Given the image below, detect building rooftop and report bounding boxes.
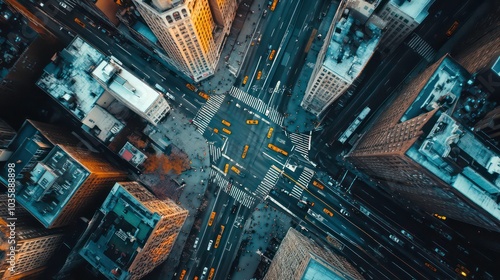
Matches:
[401,56,470,122]
[323,14,381,83]
[407,113,500,226]
[142,0,183,13]
[17,145,90,227]
[82,105,125,143]
[37,37,106,120]
[92,59,165,113]
[80,181,187,280]
[302,257,346,280]
[119,142,147,167]
[390,0,434,23]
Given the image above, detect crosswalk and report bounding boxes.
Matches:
[290,167,315,199]
[289,132,311,160]
[255,166,281,198]
[210,170,256,208]
[193,94,225,135]
[229,87,284,125]
[406,33,436,62]
[208,143,221,162]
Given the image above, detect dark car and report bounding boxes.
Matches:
[231,205,238,214]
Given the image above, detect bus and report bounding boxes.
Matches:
[224,163,229,174]
[208,212,216,226]
[241,145,249,159]
[267,127,274,139]
[338,107,371,144]
[312,180,325,190]
[222,128,232,135]
[270,0,278,11]
[222,120,231,126]
[446,21,459,37]
[214,225,225,248]
[267,143,288,156]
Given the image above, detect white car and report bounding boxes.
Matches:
[434,247,446,257]
[207,240,213,251]
[400,230,413,240]
[202,267,208,278]
[193,237,199,249]
[340,208,350,217]
[389,234,404,246]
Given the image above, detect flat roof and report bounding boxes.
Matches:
[36,37,106,120]
[402,56,469,122]
[17,146,90,227]
[390,0,434,23]
[92,60,160,113]
[323,15,381,83]
[408,113,500,226]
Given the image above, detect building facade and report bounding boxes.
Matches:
[0,120,127,228]
[377,0,434,54]
[79,181,188,280]
[302,6,381,116]
[0,118,16,161]
[264,228,363,280]
[347,55,500,232]
[0,194,65,279]
[133,0,236,82]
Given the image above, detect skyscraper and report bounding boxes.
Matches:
[264,228,363,280]
[0,120,127,228]
[347,55,500,232]
[132,0,236,82]
[302,6,381,116]
[376,0,434,54]
[79,181,188,280]
[0,194,65,279]
[0,118,16,162]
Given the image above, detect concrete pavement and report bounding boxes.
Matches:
[199,0,265,95]
[230,202,292,280]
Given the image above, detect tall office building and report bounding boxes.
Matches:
[376,0,434,54]
[79,181,188,280]
[347,55,500,232]
[0,120,127,228]
[0,194,65,279]
[264,228,363,280]
[0,118,16,161]
[132,0,236,82]
[302,7,381,116]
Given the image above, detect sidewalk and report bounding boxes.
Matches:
[230,202,292,280]
[199,0,265,94]
[142,108,212,279]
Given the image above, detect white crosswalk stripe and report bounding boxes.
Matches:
[290,132,311,160]
[209,170,255,208]
[297,167,315,188]
[229,187,256,208]
[193,94,225,134]
[229,87,284,125]
[406,33,436,62]
[255,166,281,198]
[290,185,303,200]
[64,0,78,8]
[209,143,221,162]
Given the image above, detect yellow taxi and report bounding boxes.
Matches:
[246,120,259,125]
